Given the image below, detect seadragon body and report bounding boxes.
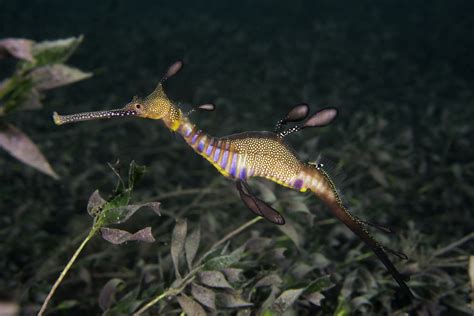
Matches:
[53,61,413,297]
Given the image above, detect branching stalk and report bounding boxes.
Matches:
[134,216,262,315]
[38,224,100,316]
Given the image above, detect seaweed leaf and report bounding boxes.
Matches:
[198,271,232,289]
[29,64,92,91]
[171,218,187,279]
[0,121,58,178]
[99,278,125,311]
[185,226,201,269]
[100,227,155,245]
[191,282,216,310]
[176,295,206,316]
[0,38,34,61]
[271,288,305,313]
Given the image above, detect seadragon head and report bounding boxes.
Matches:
[53,61,184,130]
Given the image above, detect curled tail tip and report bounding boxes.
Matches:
[53,112,64,125]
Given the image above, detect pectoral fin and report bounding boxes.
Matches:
[236,180,285,225]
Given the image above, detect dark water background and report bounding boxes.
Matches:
[1,0,473,314]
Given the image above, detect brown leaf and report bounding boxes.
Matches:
[217,293,253,308]
[277,220,304,249]
[0,122,58,179]
[198,271,232,289]
[87,190,106,217]
[191,282,216,309]
[222,268,243,283]
[98,278,124,311]
[176,295,206,316]
[0,38,34,61]
[171,219,187,279]
[100,227,155,245]
[272,288,305,313]
[305,292,325,307]
[255,274,283,288]
[29,64,92,91]
[185,226,200,269]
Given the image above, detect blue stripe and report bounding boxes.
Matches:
[220,150,229,168]
[197,138,205,152]
[213,148,221,162]
[206,139,214,156]
[191,132,199,144]
[239,167,247,179]
[230,154,237,177]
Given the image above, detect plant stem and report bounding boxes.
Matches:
[38,225,99,316]
[134,216,262,315]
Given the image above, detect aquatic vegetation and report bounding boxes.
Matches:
[39,161,160,315]
[0,36,90,178]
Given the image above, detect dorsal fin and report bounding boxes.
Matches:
[145,82,168,103]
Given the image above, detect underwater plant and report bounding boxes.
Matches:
[38,161,160,315]
[0,36,91,178]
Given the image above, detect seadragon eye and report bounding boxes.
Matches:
[135,104,141,109]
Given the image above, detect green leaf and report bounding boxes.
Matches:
[19,36,83,71]
[171,218,187,279]
[305,275,334,293]
[0,122,58,178]
[102,201,160,225]
[204,254,238,271]
[128,160,146,189]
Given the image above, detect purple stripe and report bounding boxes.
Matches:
[213,148,221,162]
[239,167,247,179]
[220,150,229,168]
[184,127,192,137]
[197,138,205,152]
[230,154,238,177]
[293,179,303,190]
[191,132,200,144]
[206,139,214,156]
